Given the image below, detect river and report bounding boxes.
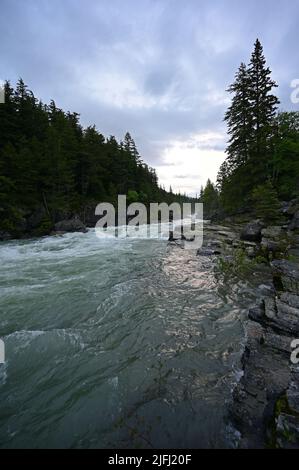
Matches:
[0,228,264,448]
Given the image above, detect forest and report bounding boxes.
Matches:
[200,39,299,220]
[0,79,190,237]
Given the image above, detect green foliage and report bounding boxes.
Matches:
[127,190,139,205]
[252,181,281,224]
[200,179,219,218]
[271,112,299,199]
[217,247,268,279]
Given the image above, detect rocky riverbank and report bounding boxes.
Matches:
[196,199,299,448]
[224,202,299,448]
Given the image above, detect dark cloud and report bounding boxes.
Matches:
[1,0,298,191]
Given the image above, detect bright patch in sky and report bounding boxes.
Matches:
[157,132,226,196]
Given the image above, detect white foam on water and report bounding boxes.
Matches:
[5,330,45,341]
[4,330,46,352]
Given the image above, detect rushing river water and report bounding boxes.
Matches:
[0,229,265,448]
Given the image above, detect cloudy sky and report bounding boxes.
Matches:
[1,0,299,195]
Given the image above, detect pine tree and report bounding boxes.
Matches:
[248,39,280,175]
[218,39,280,212]
[216,161,229,192]
[124,132,142,165]
[252,180,281,223]
[201,179,219,218]
[224,63,252,170]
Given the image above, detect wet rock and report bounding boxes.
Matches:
[280,292,299,310]
[261,295,299,336]
[230,318,291,448]
[54,217,87,234]
[218,231,236,239]
[263,297,277,321]
[275,299,299,336]
[240,220,265,242]
[276,413,299,448]
[248,304,265,323]
[258,284,275,296]
[264,330,293,355]
[271,260,299,295]
[196,248,220,257]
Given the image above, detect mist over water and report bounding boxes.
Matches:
[0,229,262,448]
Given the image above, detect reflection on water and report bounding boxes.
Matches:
[0,229,264,448]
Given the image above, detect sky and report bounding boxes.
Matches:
[1,0,299,196]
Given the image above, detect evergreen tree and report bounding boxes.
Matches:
[271,112,299,199]
[218,39,280,212]
[201,179,219,218]
[247,39,280,177]
[252,180,281,224]
[224,63,252,171]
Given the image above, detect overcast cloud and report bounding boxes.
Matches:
[1,0,299,195]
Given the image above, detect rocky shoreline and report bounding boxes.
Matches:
[225,203,299,448]
[196,200,299,448]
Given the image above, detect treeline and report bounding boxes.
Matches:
[0,79,190,235]
[201,39,299,220]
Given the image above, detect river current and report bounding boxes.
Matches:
[0,229,264,448]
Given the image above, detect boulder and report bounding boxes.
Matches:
[240,220,265,242]
[54,217,87,234]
